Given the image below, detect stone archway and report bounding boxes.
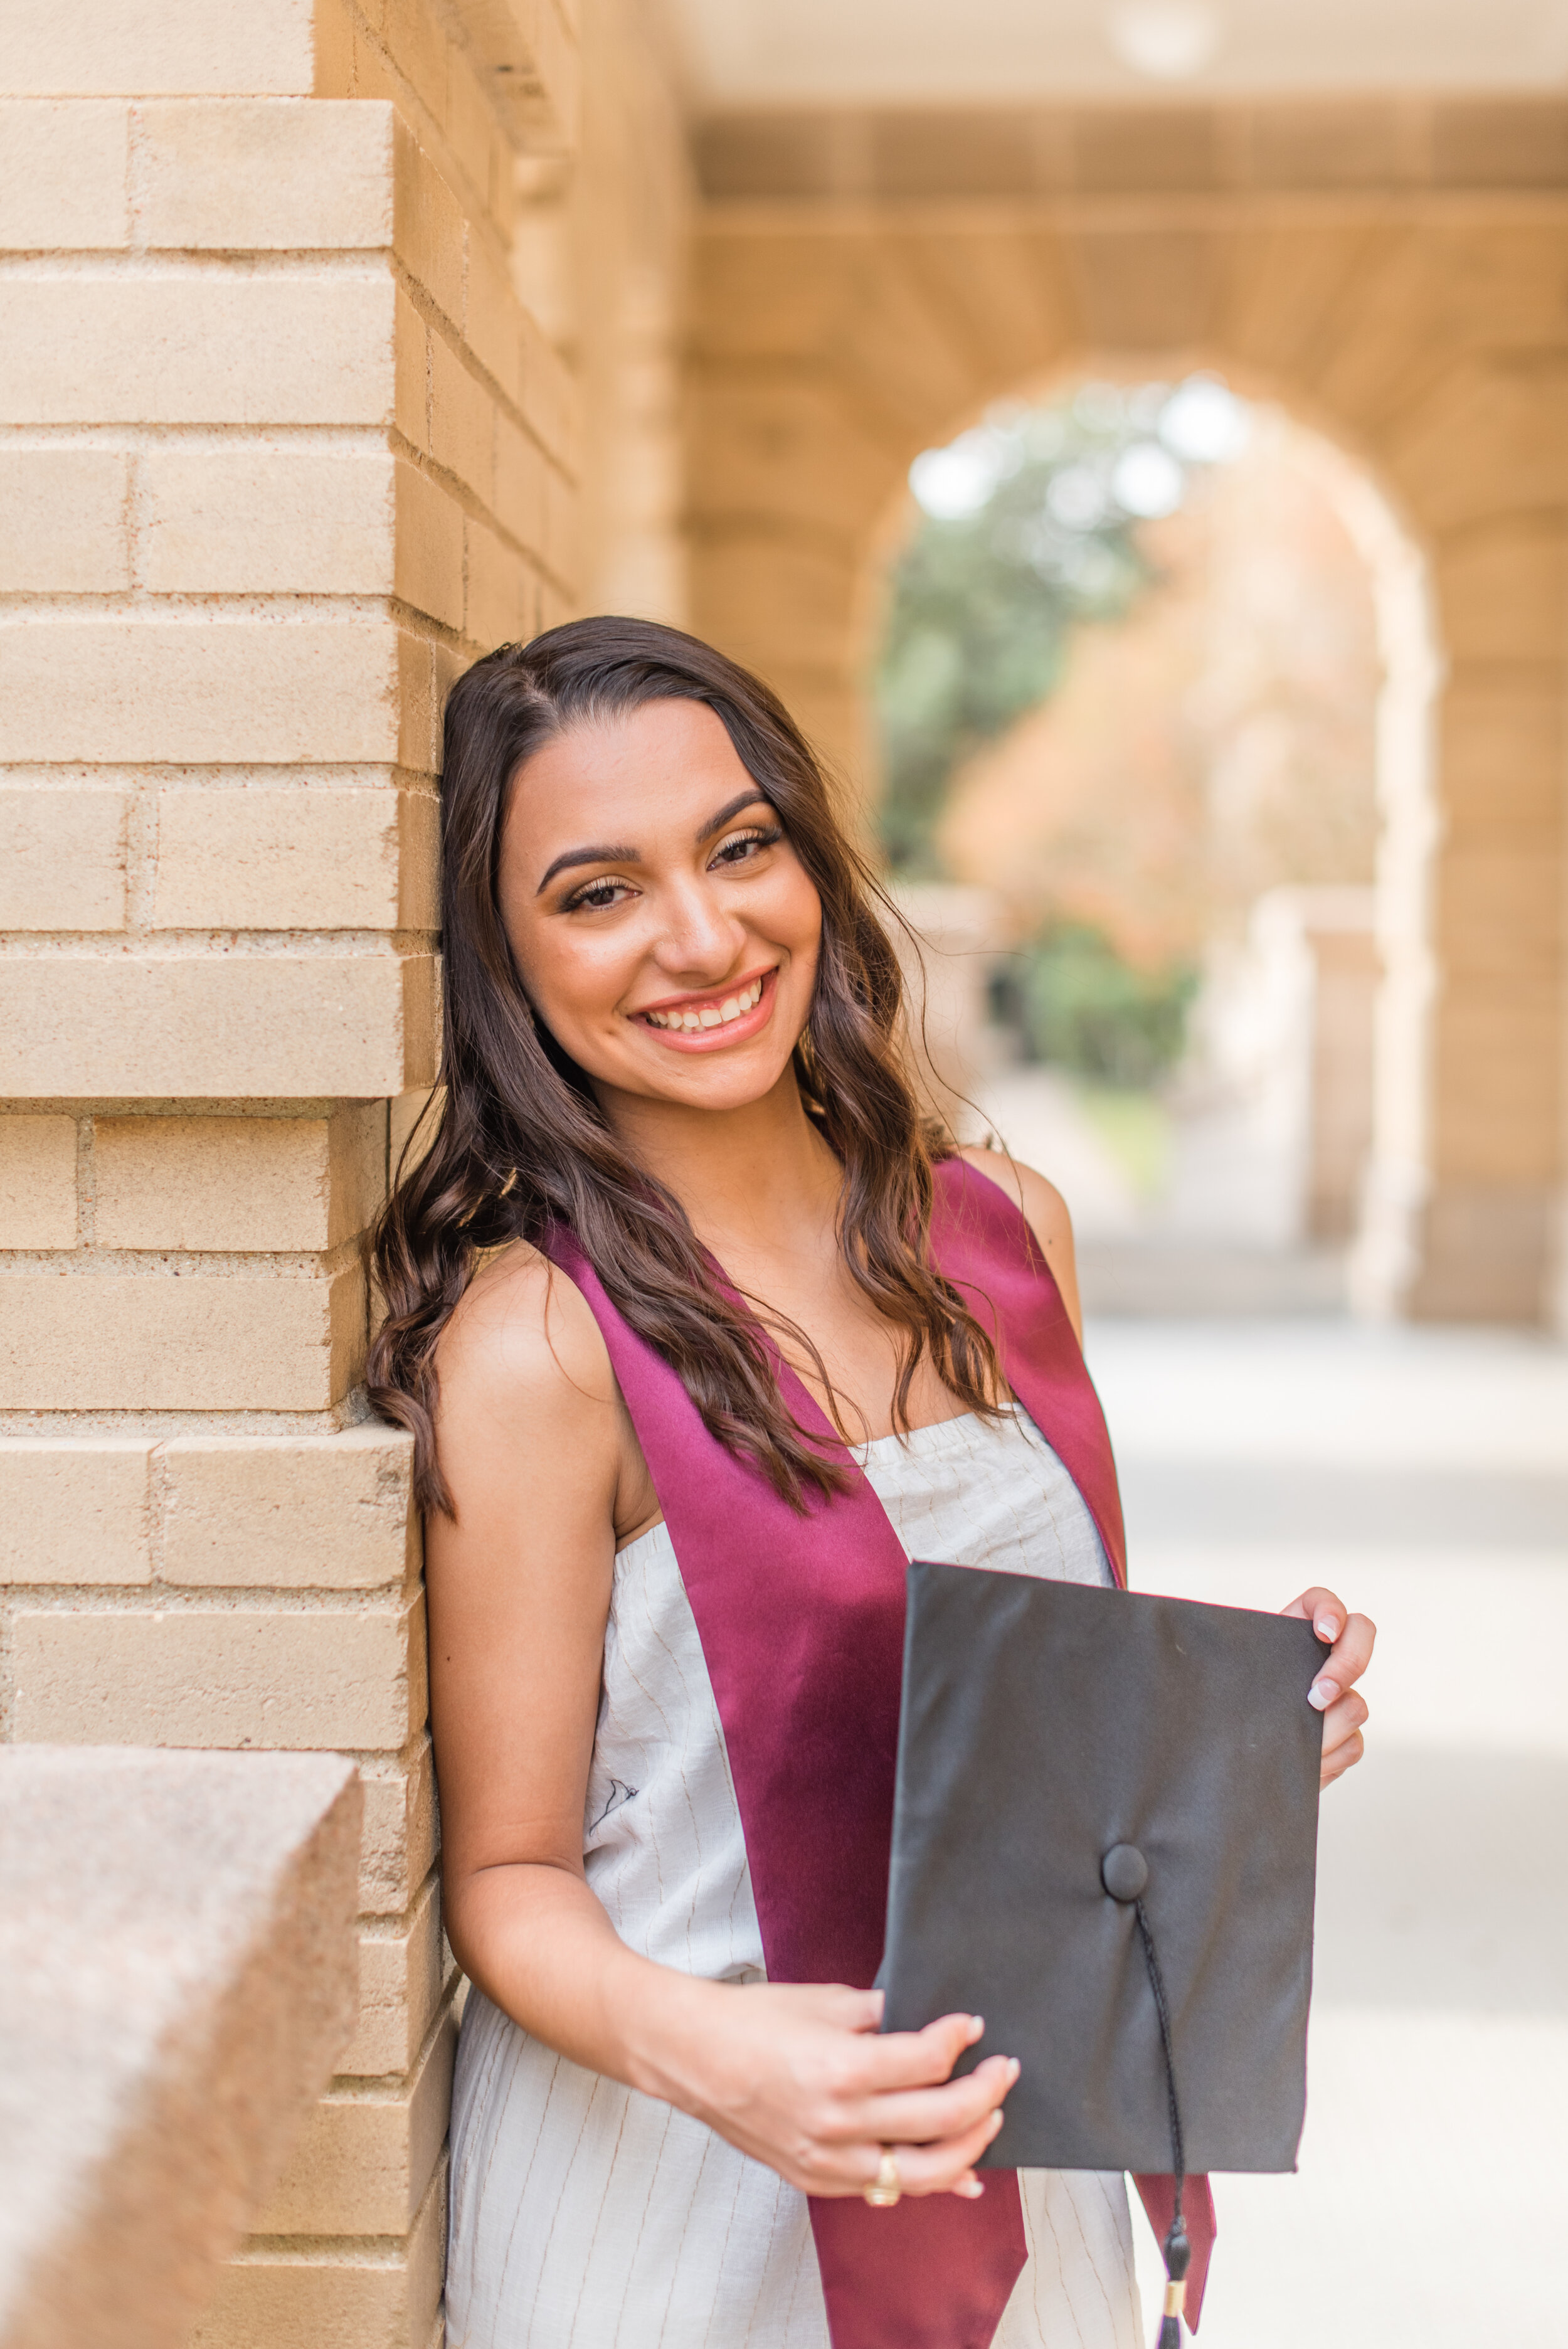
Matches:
[686,96,1568,1322]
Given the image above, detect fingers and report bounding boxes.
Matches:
[1285,1588,1377,1712]
[1320,1684,1369,1749]
[1321,1726,1365,1786]
[825,2101,1010,2203]
[847,2054,1018,2151]
[854,2010,985,2092]
[1308,1611,1376,1711]
[890,2101,1009,2197]
[1318,1688,1369,1784]
[774,1983,885,2025]
[1283,1583,1348,1639]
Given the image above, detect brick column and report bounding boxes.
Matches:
[0,3,578,2342]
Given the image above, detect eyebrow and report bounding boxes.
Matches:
[535,790,773,894]
[536,840,637,893]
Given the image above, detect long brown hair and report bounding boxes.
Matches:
[368,617,1002,1514]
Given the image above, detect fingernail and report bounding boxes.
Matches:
[988,2110,1005,2138]
[960,2178,985,2198]
[1309,1676,1339,1710]
[1315,1617,1338,1642]
[968,2015,985,2040]
[1007,2058,1021,2082]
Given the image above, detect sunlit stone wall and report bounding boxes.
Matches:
[0,1,581,2339]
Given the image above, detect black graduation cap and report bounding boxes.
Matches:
[880,1562,1325,2343]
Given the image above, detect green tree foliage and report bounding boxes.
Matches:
[877,376,1251,1081]
[874,387,1174,874]
[1001,925,1200,1088]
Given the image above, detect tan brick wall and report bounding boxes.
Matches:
[0,0,586,2338]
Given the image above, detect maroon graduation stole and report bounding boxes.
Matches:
[542,1157,1215,2346]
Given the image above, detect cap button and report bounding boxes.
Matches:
[1101,1843,1148,1902]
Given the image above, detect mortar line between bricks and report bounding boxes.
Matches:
[228,2234,425,2266]
[0,1239,366,1276]
[328,1984,460,2102]
[0,765,442,790]
[239,2153,451,2262]
[5,1584,418,1615]
[389,423,576,572]
[1,1096,425,1117]
[146,1432,169,1582]
[0,250,394,279]
[0,928,435,954]
[0,587,431,618]
[0,423,398,448]
[0,1399,382,1438]
[355,1862,442,1944]
[395,258,576,473]
[347,5,509,242]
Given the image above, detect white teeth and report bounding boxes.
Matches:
[644,976,766,1031]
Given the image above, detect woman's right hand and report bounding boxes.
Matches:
[649,1979,1019,2200]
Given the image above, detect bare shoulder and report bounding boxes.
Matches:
[954,1144,1084,1343]
[437,1238,615,1409]
[432,1238,625,1498]
[955,1143,1075,1253]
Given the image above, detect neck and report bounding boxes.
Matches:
[593,1064,841,1262]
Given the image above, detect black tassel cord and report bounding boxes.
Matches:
[1133,1899,1190,2349]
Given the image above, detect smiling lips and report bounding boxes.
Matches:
[636,968,773,1043]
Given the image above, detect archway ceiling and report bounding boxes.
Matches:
[666,0,1568,107]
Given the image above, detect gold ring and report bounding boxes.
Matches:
[862,2148,902,2208]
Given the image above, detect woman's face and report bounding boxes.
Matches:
[497,697,824,1116]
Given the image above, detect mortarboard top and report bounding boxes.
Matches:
[879,1563,1325,2343]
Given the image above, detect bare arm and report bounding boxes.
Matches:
[427,1245,1018,2198]
[427,1244,629,2067]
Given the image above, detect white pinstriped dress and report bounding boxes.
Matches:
[446,1406,1144,2349]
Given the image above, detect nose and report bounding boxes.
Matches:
[647,869,747,984]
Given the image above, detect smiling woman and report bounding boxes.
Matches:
[372,622,1017,1515]
[365,618,1372,2349]
[500,710,818,1085]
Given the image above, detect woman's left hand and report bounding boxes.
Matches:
[1281,1586,1375,1786]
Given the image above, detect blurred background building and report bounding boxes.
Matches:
[1,4,1565,2346]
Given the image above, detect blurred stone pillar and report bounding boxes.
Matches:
[1303,898,1380,1245]
[1394,420,1568,1321]
[886,884,1007,1138]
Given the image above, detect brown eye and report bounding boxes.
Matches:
[563,876,634,913]
[711,826,781,868]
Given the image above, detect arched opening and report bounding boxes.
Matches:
[862,369,1441,1318]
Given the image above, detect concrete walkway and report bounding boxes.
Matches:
[1083,1317,1568,2346]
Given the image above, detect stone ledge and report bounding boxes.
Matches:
[0,1746,361,2349]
